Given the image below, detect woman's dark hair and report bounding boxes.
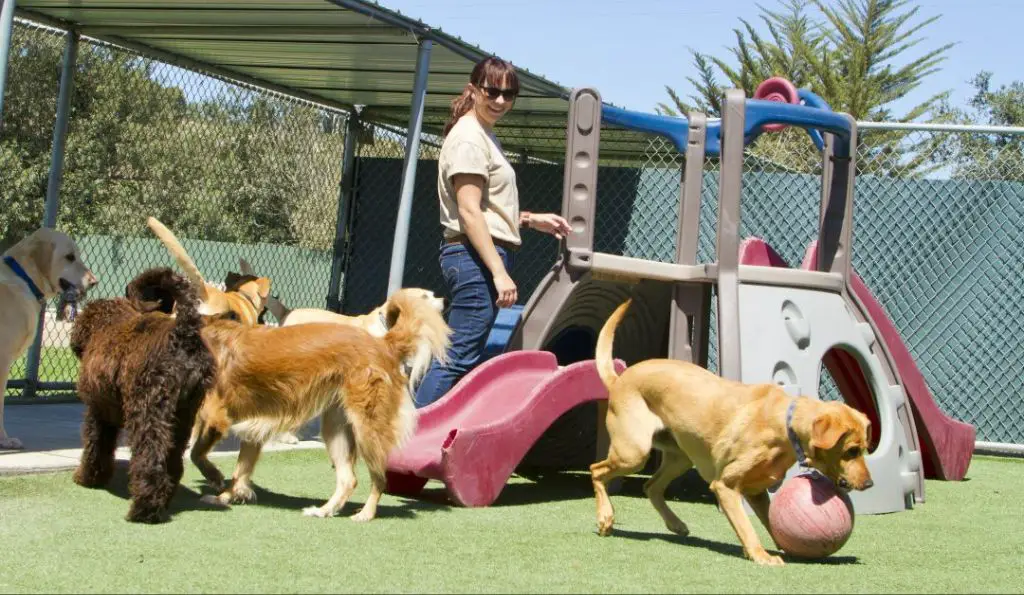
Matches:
[442,56,520,136]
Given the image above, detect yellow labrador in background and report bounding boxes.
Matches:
[1,228,97,449]
[245,261,442,339]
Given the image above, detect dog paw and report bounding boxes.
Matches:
[597,519,615,537]
[350,508,375,523]
[126,504,169,524]
[302,506,335,518]
[199,494,230,508]
[752,553,785,567]
[227,484,256,504]
[0,436,24,450]
[665,518,690,536]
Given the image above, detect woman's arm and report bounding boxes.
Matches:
[453,173,518,306]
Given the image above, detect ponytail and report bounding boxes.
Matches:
[443,84,476,136]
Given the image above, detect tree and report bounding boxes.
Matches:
[0,22,347,254]
[933,72,1024,181]
[658,0,955,175]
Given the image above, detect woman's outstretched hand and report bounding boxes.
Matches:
[526,213,572,240]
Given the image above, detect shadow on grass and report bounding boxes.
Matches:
[94,460,229,519]
[493,468,717,507]
[177,477,453,520]
[610,527,860,565]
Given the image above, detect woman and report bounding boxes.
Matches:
[413,56,572,408]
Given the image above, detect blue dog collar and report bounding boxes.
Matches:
[4,255,46,304]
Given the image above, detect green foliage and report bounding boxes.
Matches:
[658,0,955,176]
[0,24,346,252]
[933,72,1024,181]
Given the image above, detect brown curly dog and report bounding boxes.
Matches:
[70,267,216,524]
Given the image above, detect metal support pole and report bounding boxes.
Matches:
[386,37,432,297]
[326,108,362,313]
[23,30,77,399]
[0,0,17,124]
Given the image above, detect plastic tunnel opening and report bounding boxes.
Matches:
[819,347,882,453]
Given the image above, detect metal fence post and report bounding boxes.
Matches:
[326,107,362,313]
[23,30,78,399]
[386,37,432,297]
[0,0,17,124]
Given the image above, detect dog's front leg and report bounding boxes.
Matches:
[745,490,782,550]
[710,480,783,566]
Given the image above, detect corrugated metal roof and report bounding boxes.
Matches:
[14,0,656,161]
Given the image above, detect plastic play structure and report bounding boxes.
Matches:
[386,77,975,513]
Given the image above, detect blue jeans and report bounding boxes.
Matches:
[413,241,515,408]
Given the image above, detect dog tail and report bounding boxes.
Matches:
[146,216,209,301]
[596,298,632,391]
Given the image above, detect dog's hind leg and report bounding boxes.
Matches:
[303,406,357,519]
[73,406,120,488]
[590,392,657,537]
[217,440,263,505]
[124,384,178,524]
[189,409,229,490]
[643,448,693,536]
[350,424,391,523]
[162,396,203,511]
[0,360,24,450]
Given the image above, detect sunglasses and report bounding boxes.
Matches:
[479,85,518,101]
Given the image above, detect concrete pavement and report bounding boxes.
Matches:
[0,401,325,475]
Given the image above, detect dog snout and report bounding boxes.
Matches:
[861,478,874,490]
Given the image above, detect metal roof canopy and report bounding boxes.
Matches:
[12,0,665,162]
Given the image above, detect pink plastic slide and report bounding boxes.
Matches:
[739,237,974,481]
[385,351,626,507]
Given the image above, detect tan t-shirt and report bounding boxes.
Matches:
[437,113,521,246]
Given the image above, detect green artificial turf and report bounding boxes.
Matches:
[0,452,1021,593]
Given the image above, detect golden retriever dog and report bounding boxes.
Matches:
[1,228,98,449]
[189,288,449,522]
[266,288,441,337]
[591,299,874,566]
[146,217,270,326]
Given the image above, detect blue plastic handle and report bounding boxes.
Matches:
[600,104,690,153]
[599,89,849,158]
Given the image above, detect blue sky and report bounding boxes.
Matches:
[383,0,1016,119]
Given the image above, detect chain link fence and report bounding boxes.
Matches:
[2,19,347,398]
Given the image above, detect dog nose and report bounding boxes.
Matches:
[862,478,874,490]
[86,271,99,288]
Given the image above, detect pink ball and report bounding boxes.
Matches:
[768,472,855,559]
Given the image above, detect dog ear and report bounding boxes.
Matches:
[385,300,402,330]
[239,258,255,276]
[31,237,55,273]
[224,271,242,289]
[810,411,849,453]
